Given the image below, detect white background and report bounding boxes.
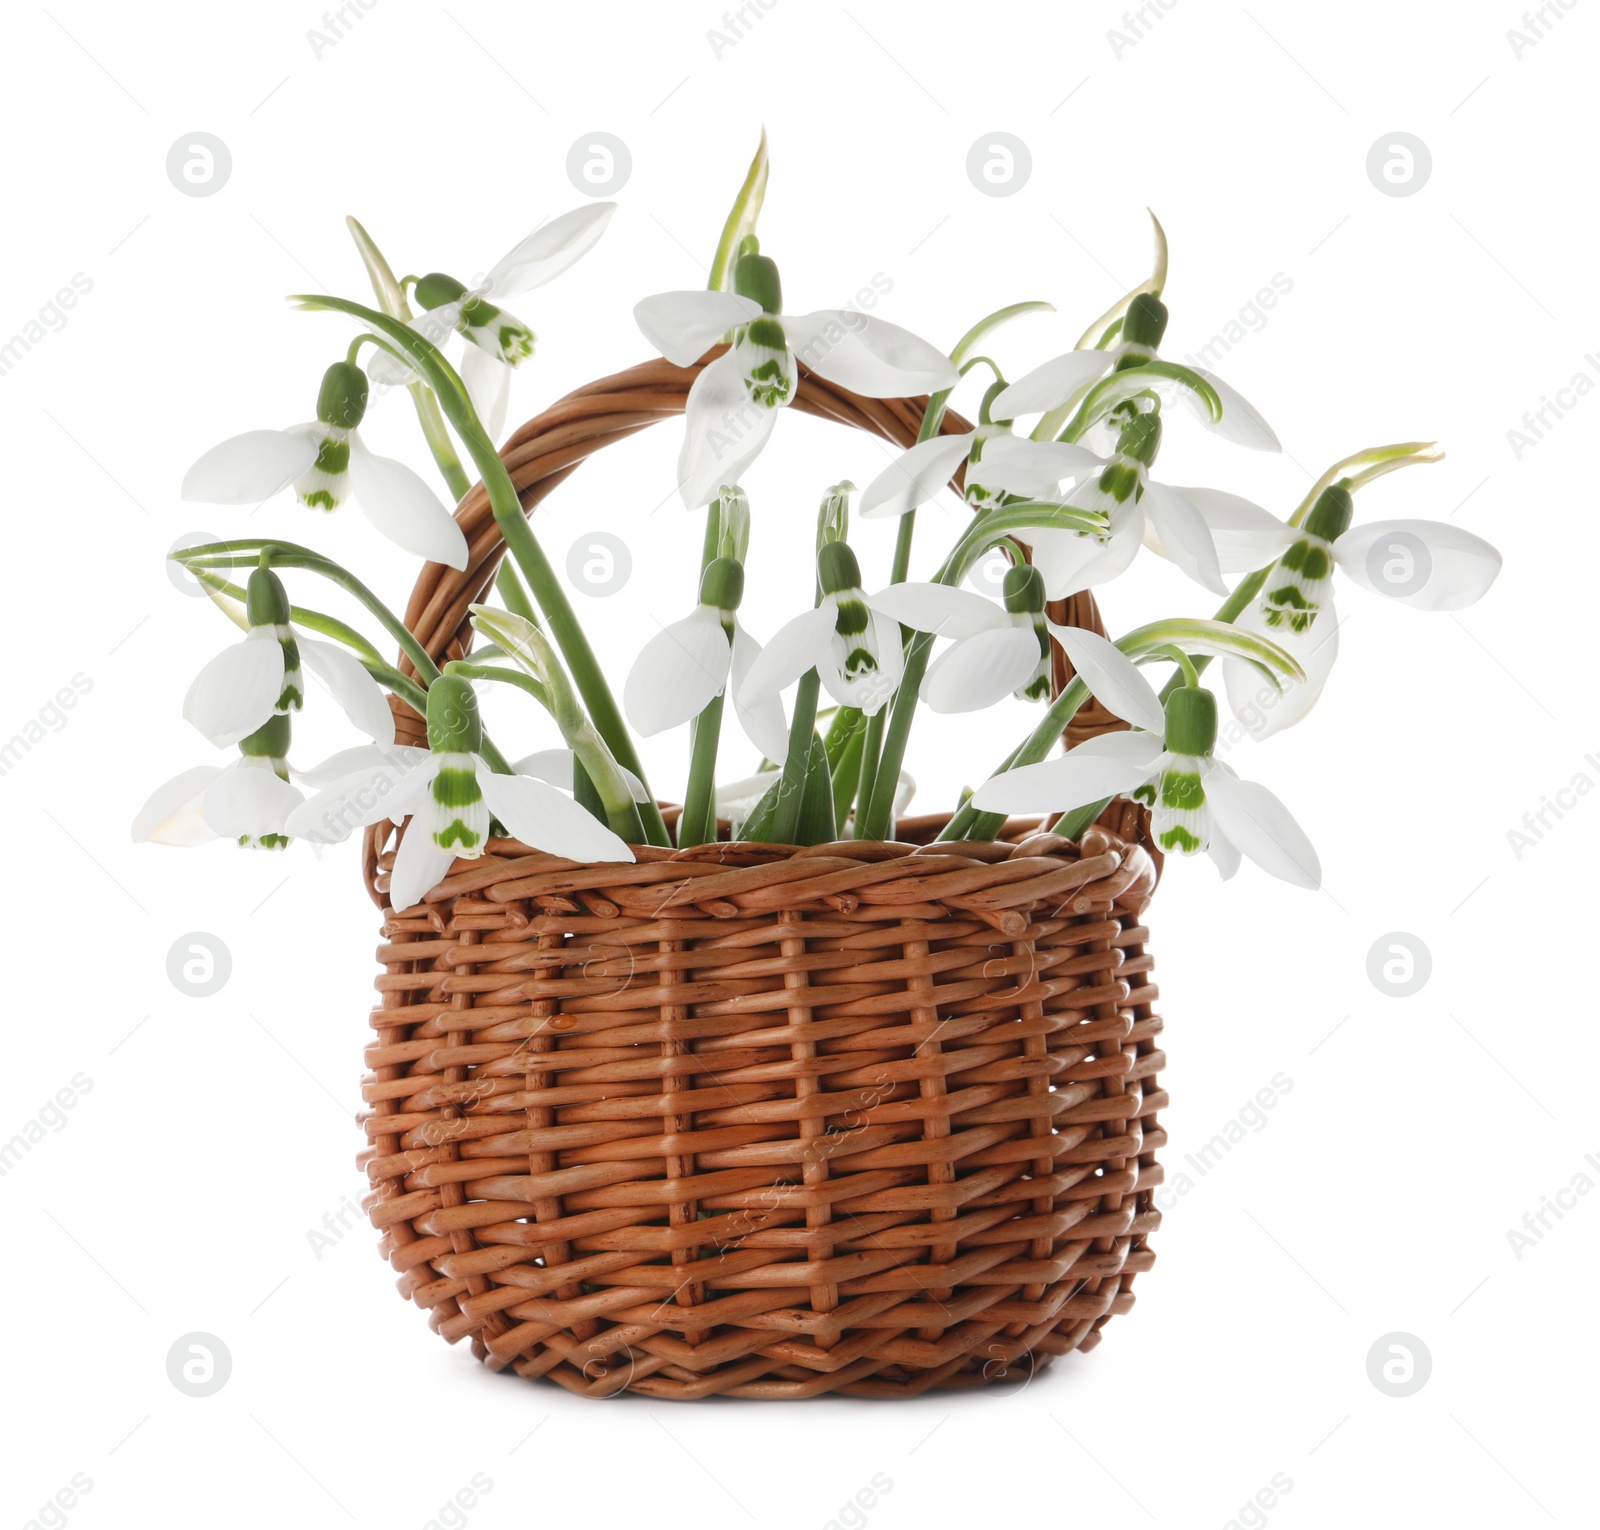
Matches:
[2,2,1594,1527]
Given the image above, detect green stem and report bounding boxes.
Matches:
[407,380,470,502]
[193,569,384,663]
[494,559,541,625]
[291,294,670,847]
[830,720,866,824]
[679,688,726,848]
[936,679,1090,843]
[769,670,820,844]
[1155,567,1267,703]
[851,707,887,838]
[179,539,439,683]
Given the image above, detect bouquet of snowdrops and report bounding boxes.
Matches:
[135,137,1501,910]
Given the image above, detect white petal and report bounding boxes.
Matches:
[389,822,459,911]
[298,638,396,744]
[821,607,904,714]
[623,607,730,736]
[182,632,284,748]
[297,743,429,787]
[1204,765,1320,888]
[991,350,1114,419]
[785,311,959,397]
[1224,598,1339,740]
[1046,623,1165,733]
[1332,519,1502,611]
[970,736,1161,815]
[346,437,469,570]
[1072,729,1171,765]
[1185,367,1281,451]
[635,290,764,368]
[509,748,647,803]
[283,756,438,844]
[859,432,974,518]
[866,581,1006,640]
[181,428,319,505]
[730,622,793,763]
[483,203,615,299]
[200,761,304,839]
[921,627,1041,712]
[969,435,1105,498]
[1208,825,1242,880]
[365,345,416,387]
[1029,500,1143,600]
[1167,486,1299,572]
[460,343,512,443]
[478,769,636,862]
[1139,481,1228,596]
[677,350,780,509]
[132,766,223,846]
[736,604,840,708]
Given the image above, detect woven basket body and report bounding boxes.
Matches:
[358,361,1169,1398]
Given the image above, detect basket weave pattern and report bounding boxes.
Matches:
[358,361,1169,1398]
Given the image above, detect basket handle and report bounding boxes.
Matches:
[388,352,1117,753]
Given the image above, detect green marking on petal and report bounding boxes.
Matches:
[1158,825,1202,854]
[1281,539,1331,580]
[1132,781,1156,807]
[832,596,870,638]
[842,646,879,680]
[433,817,482,851]
[431,764,484,811]
[1098,461,1141,503]
[313,435,349,477]
[1159,768,1205,812]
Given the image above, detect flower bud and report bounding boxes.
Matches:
[699,556,745,612]
[316,361,369,430]
[245,566,293,627]
[1303,482,1354,542]
[732,251,783,315]
[817,539,864,597]
[1162,684,1218,757]
[426,674,483,755]
[1122,292,1169,349]
[1002,563,1046,615]
[414,272,469,311]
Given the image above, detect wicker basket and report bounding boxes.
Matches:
[356,358,1170,1399]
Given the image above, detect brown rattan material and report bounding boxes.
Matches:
[358,359,1169,1397]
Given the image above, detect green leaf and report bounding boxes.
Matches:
[1119,618,1306,690]
[708,130,770,293]
[1068,360,1222,439]
[738,733,835,845]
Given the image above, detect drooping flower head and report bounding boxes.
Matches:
[635,243,960,508]
[182,362,468,569]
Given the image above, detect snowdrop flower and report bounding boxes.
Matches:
[283,676,633,911]
[866,564,1061,711]
[738,542,905,717]
[976,409,1252,600]
[973,681,1320,888]
[371,203,615,439]
[182,566,395,749]
[623,555,791,761]
[635,247,960,507]
[1221,481,1502,739]
[133,716,304,851]
[858,423,1096,520]
[991,292,1280,454]
[182,362,467,569]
